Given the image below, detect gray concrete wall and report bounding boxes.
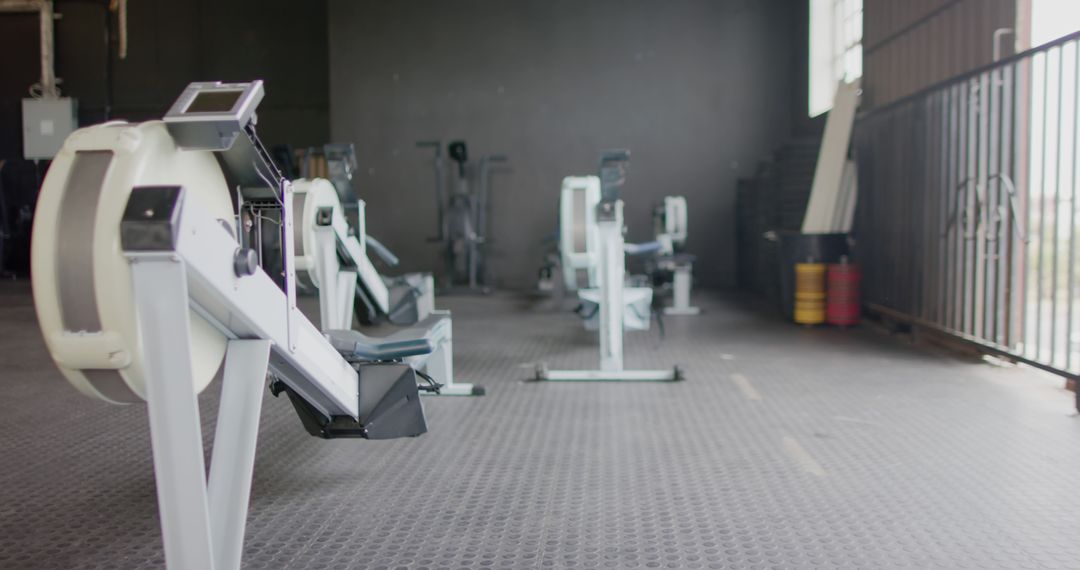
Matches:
[329,0,800,289]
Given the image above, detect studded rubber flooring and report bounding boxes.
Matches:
[2,281,1080,569]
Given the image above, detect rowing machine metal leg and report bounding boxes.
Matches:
[535,363,684,382]
[207,340,272,570]
[132,254,272,570]
[133,256,215,569]
[314,223,358,330]
[664,263,700,316]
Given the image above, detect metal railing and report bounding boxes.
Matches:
[855,30,1080,381]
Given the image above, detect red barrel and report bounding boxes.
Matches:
[826,260,861,326]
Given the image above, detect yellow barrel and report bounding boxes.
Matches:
[794,262,826,325]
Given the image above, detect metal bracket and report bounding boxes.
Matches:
[120,186,184,252]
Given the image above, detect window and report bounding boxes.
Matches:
[808,0,863,117]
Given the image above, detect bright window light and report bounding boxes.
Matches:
[809,0,863,117]
[1030,0,1080,45]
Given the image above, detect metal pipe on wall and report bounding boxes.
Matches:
[0,0,57,98]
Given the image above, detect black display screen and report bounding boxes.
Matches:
[185,90,243,113]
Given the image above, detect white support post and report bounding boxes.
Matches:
[133,256,277,570]
[314,225,344,330]
[336,270,357,329]
[415,310,481,396]
[283,183,299,352]
[597,210,625,372]
[665,263,700,316]
[207,339,272,570]
[416,274,436,321]
[130,255,216,570]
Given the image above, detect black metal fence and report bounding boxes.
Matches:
[856,30,1080,381]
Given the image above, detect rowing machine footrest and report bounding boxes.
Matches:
[272,363,428,440]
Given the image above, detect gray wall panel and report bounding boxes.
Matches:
[862,0,1016,109]
[329,0,800,289]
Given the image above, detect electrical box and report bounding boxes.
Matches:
[22,98,78,160]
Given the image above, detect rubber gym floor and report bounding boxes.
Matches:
[1,282,1078,569]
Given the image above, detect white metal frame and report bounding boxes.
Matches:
[405,309,478,396]
[655,196,699,316]
[121,187,372,569]
[133,254,275,570]
[177,193,358,417]
[312,222,358,331]
[660,196,688,247]
[664,262,700,316]
[306,201,476,396]
[539,201,679,382]
[559,176,601,291]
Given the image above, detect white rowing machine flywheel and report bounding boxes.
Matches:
[31,121,236,403]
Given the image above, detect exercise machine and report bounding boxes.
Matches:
[292,142,361,221]
[650,196,700,315]
[535,151,682,382]
[291,143,438,330]
[291,177,483,396]
[418,139,507,293]
[31,80,448,570]
[557,174,652,331]
[273,143,437,326]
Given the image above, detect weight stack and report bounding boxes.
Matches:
[826,260,861,326]
[793,262,826,325]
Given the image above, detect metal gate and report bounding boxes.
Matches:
[856,30,1080,383]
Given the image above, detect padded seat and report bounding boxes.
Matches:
[326,314,450,360]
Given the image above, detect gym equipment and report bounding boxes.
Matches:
[265,141,435,325]
[30,80,446,570]
[536,150,682,382]
[291,177,483,396]
[292,142,360,219]
[418,139,507,292]
[650,196,700,316]
[553,181,696,317]
[272,143,435,326]
[557,175,652,331]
